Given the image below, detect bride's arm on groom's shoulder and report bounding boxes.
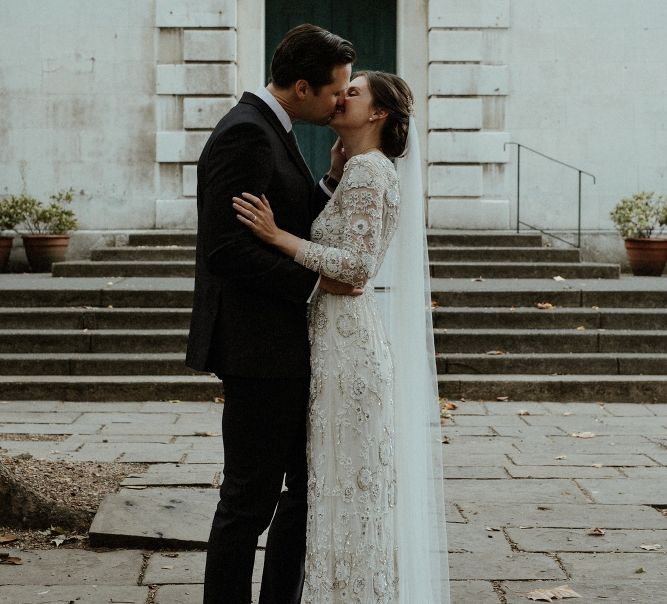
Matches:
[201,122,319,304]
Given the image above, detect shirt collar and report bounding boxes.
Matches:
[254,86,293,133]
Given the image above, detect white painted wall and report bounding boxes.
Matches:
[0,0,158,230]
[505,0,667,233]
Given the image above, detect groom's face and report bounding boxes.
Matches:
[300,63,352,125]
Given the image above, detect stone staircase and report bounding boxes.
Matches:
[1,230,666,402]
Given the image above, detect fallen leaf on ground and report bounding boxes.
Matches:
[431,299,438,308]
[214,396,225,404]
[591,463,603,468]
[518,410,531,416]
[168,399,181,404]
[526,584,581,601]
[497,395,509,401]
[485,526,501,532]
[0,553,22,565]
[640,543,662,551]
[553,275,566,281]
[125,485,147,490]
[635,567,646,574]
[563,411,573,416]
[536,302,554,310]
[587,527,606,536]
[472,276,485,282]
[195,431,221,437]
[161,565,174,570]
[486,350,505,355]
[51,537,65,547]
[554,455,567,460]
[571,431,596,439]
[0,534,17,544]
[162,553,180,558]
[576,326,586,330]
[445,402,458,410]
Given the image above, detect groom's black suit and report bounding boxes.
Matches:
[186,92,330,603]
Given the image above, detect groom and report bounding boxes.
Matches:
[186,24,357,603]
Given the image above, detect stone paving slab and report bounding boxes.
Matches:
[0,400,60,411]
[0,423,102,434]
[154,584,205,604]
[73,412,179,424]
[579,478,667,505]
[446,523,513,554]
[504,464,621,479]
[490,425,568,437]
[443,453,511,467]
[501,580,666,604]
[459,503,667,529]
[560,552,667,581]
[621,467,667,479]
[0,585,148,604]
[449,580,499,603]
[446,503,467,524]
[64,434,175,444]
[448,552,565,581]
[603,403,657,416]
[447,479,588,504]
[506,527,667,553]
[444,466,507,479]
[122,463,219,486]
[0,412,80,424]
[0,549,143,585]
[182,449,225,463]
[90,487,217,548]
[507,453,657,467]
[144,551,206,584]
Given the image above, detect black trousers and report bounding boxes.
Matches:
[203,376,310,604]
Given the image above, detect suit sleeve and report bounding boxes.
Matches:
[201,122,319,304]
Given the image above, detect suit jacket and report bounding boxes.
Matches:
[186,92,330,378]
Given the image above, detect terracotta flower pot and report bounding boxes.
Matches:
[0,236,13,272]
[624,238,667,276]
[22,234,71,273]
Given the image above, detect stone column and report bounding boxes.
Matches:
[154,0,238,228]
[427,0,511,229]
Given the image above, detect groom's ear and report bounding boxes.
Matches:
[295,79,310,100]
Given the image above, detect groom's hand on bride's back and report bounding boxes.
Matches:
[319,275,363,296]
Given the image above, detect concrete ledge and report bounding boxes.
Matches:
[156,199,198,229]
[156,0,237,27]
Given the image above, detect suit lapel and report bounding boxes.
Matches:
[239,92,314,185]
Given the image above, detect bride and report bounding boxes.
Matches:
[233,71,449,603]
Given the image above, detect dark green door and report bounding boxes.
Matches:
[265,1,397,179]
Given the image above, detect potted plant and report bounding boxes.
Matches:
[0,196,24,272]
[11,189,79,272]
[610,191,667,276]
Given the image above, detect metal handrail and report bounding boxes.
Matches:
[504,142,596,248]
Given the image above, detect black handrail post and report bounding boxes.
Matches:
[577,171,582,249]
[516,144,521,234]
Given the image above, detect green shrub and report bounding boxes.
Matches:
[5,189,79,235]
[610,191,667,239]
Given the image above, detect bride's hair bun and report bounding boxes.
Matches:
[356,71,414,159]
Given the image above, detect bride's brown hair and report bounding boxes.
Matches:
[355,71,413,159]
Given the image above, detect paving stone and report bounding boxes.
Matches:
[448,552,565,580]
[578,478,667,505]
[446,502,467,524]
[443,453,510,467]
[507,453,657,467]
[64,434,174,444]
[0,423,102,434]
[0,412,80,424]
[459,503,667,529]
[621,467,667,479]
[506,527,667,553]
[540,402,611,415]
[119,443,191,463]
[0,585,148,604]
[451,414,528,427]
[140,401,221,413]
[0,401,59,411]
[0,440,79,455]
[443,425,496,436]
[559,552,667,581]
[523,415,667,435]
[90,487,217,548]
[442,438,519,455]
[174,435,224,448]
[449,580,500,603]
[514,436,664,456]
[603,403,656,416]
[100,423,201,435]
[649,404,667,416]
[143,551,205,584]
[444,466,507,479]
[502,580,667,604]
[448,479,587,504]
[647,451,667,465]
[446,401,489,415]
[491,425,567,437]
[74,412,179,424]
[504,464,621,479]
[480,402,551,415]
[0,549,144,585]
[155,584,204,604]
[56,401,146,412]
[446,523,513,554]
[181,449,224,463]
[122,463,219,486]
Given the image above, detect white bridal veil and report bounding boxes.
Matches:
[377,116,450,602]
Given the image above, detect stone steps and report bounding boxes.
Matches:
[0,353,194,375]
[92,246,196,261]
[438,353,667,375]
[438,375,667,403]
[429,246,581,262]
[430,262,619,279]
[0,375,220,402]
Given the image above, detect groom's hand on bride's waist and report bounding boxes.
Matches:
[319,275,363,296]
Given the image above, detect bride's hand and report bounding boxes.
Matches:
[233,192,280,244]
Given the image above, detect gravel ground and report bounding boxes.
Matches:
[0,455,147,550]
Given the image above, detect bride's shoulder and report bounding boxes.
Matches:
[342,152,396,188]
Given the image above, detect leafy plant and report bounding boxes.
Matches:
[7,189,79,235]
[610,191,667,239]
[0,196,25,231]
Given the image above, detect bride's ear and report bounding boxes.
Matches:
[370,108,389,122]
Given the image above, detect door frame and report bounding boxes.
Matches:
[237,0,428,195]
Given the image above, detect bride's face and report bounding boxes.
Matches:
[329,75,375,131]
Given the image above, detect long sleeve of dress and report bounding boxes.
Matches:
[295,155,384,288]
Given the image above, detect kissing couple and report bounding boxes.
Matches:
[187,23,450,604]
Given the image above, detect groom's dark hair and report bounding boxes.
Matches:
[270,24,356,92]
